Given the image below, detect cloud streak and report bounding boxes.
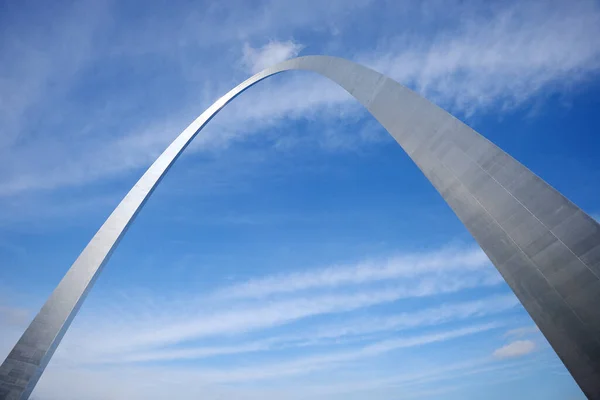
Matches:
[243,41,304,73]
[363,0,600,115]
[1,244,553,399]
[2,0,600,198]
[216,247,491,299]
[493,340,536,359]
[59,267,502,359]
[81,294,518,365]
[24,246,507,372]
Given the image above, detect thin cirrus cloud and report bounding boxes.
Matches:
[1,244,552,399]
[81,323,503,376]
[1,0,600,198]
[493,340,537,359]
[214,246,491,299]
[504,325,540,338]
[173,323,503,383]
[34,351,560,400]
[242,40,305,74]
[58,267,502,359]
[46,246,507,364]
[362,0,600,115]
[86,294,518,365]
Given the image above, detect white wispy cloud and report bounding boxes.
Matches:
[301,293,518,342]
[21,244,517,399]
[243,41,304,73]
[5,238,542,399]
[81,294,517,364]
[33,336,566,400]
[504,325,540,338]
[216,246,490,299]
[183,323,502,383]
[363,0,600,115]
[66,323,502,385]
[19,245,505,371]
[32,354,553,400]
[2,0,599,198]
[0,0,110,152]
[32,352,560,400]
[58,268,501,360]
[493,340,536,359]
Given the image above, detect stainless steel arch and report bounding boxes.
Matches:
[1,56,600,400]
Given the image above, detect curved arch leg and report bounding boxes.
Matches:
[1,56,599,399]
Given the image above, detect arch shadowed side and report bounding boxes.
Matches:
[1,56,599,400]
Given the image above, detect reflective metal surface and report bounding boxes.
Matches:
[1,56,599,399]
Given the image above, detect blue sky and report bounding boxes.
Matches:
[1,0,600,398]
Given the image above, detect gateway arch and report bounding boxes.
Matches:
[1,56,599,400]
